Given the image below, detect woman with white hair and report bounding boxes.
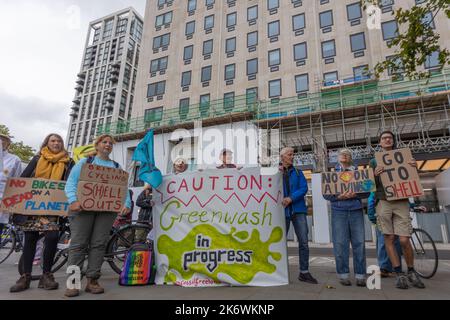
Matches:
[173,157,188,174]
[323,148,369,287]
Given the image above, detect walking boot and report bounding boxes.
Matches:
[85,278,105,294]
[10,274,32,293]
[38,273,59,290]
[64,288,80,298]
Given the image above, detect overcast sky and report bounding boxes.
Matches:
[0,0,146,151]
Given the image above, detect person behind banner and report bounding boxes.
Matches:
[113,189,134,229]
[64,134,131,298]
[369,130,425,289]
[217,149,238,169]
[137,185,154,223]
[9,134,75,293]
[323,149,369,287]
[0,133,22,236]
[280,147,318,284]
[173,157,188,174]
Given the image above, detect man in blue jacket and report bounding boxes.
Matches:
[280,147,318,284]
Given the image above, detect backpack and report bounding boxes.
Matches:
[119,242,156,286]
[86,156,120,169]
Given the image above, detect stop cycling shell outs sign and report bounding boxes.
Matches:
[77,163,129,212]
[153,168,289,287]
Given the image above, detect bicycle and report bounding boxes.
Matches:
[410,209,439,279]
[17,220,152,278]
[0,222,25,264]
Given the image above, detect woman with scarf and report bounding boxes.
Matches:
[10,134,75,293]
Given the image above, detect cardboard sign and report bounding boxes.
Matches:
[153,168,289,287]
[0,178,69,216]
[322,169,376,195]
[77,163,129,212]
[375,148,423,200]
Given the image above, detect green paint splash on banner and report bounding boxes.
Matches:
[158,224,283,285]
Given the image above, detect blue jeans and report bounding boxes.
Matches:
[286,213,309,273]
[376,227,402,271]
[331,209,367,279]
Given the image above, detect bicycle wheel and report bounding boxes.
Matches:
[0,226,16,264]
[410,228,438,279]
[105,224,152,274]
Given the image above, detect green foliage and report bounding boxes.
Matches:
[363,0,450,80]
[0,124,36,162]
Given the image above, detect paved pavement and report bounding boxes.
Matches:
[1,243,449,300]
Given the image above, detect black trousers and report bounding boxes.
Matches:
[23,231,59,274]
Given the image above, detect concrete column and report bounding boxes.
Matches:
[311,173,330,244]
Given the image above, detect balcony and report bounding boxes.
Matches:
[71,105,80,111]
[111,61,121,68]
[77,72,86,79]
[75,84,83,92]
[105,103,114,110]
[111,68,120,76]
[106,96,115,104]
[70,111,78,118]
[76,79,85,85]
[72,97,81,105]
[107,90,116,96]
[110,75,119,83]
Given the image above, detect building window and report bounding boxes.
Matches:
[247,58,258,76]
[292,13,305,31]
[380,0,394,8]
[188,0,197,12]
[268,21,280,38]
[247,5,258,21]
[425,51,440,69]
[226,37,236,54]
[204,15,214,30]
[153,33,170,50]
[184,45,193,60]
[201,66,212,82]
[227,12,237,28]
[145,107,163,123]
[247,31,258,47]
[206,0,215,5]
[155,11,173,27]
[269,79,282,98]
[353,65,370,80]
[268,49,281,66]
[295,74,309,93]
[185,21,196,36]
[319,10,333,28]
[386,55,404,75]
[223,92,235,111]
[350,32,366,52]
[381,20,398,40]
[268,0,279,10]
[181,71,192,87]
[103,19,114,40]
[323,71,338,85]
[150,56,168,73]
[347,2,362,21]
[422,11,435,29]
[321,40,336,58]
[203,39,213,55]
[246,88,258,106]
[225,64,236,80]
[147,81,166,98]
[179,98,190,117]
[294,42,307,61]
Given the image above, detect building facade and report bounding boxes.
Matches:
[66,7,143,152]
[98,0,450,215]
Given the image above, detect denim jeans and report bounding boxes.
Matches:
[376,227,402,271]
[331,209,366,279]
[286,213,309,273]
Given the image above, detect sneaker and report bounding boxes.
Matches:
[298,272,318,284]
[339,279,352,286]
[407,270,425,289]
[395,273,409,289]
[356,278,367,287]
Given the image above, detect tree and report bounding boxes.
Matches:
[363,0,450,79]
[0,124,36,162]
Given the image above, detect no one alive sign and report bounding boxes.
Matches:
[77,163,129,212]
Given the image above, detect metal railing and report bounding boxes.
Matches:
[96,68,450,137]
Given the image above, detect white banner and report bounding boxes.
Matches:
[153,168,289,287]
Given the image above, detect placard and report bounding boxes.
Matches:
[77,163,129,212]
[322,169,376,195]
[1,178,69,216]
[375,148,423,200]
